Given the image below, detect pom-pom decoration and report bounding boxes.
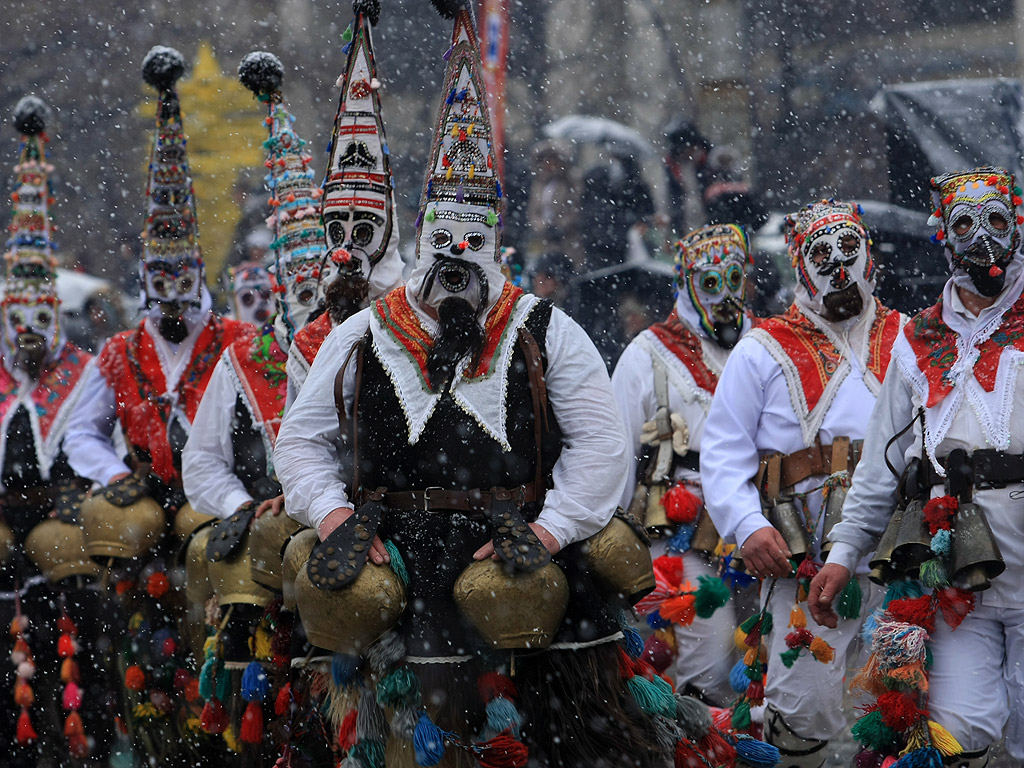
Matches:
[353,0,382,25]
[12,95,50,136]
[238,51,284,98]
[429,0,470,20]
[142,45,186,91]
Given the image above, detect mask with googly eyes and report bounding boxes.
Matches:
[929,167,1024,298]
[230,263,273,326]
[141,253,204,309]
[785,200,875,321]
[1,292,60,372]
[676,223,752,348]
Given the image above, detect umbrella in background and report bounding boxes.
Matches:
[542,115,655,157]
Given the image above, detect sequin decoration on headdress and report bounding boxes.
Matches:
[675,223,751,347]
[239,50,326,340]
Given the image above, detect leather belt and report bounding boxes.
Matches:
[920,449,1024,491]
[756,438,863,499]
[360,482,538,517]
[0,486,54,511]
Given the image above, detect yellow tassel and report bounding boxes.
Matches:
[743,647,757,666]
[445,167,453,180]
[900,724,929,755]
[451,126,459,138]
[808,636,835,664]
[654,627,676,653]
[797,583,809,602]
[734,626,749,652]
[928,720,963,757]
[223,726,241,753]
[250,627,273,661]
[467,124,474,136]
[789,605,807,628]
[468,166,475,180]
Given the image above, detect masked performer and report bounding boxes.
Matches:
[0,95,105,768]
[270,4,726,766]
[180,49,337,763]
[611,223,754,705]
[229,262,274,327]
[700,200,905,766]
[284,0,403,401]
[63,46,253,767]
[809,168,1024,768]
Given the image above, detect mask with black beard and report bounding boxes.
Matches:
[426,297,486,393]
[821,282,864,321]
[709,296,743,348]
[14,333,46,379]
[956,237,1014,297]
[324,269,370,326]
[157,302,188,343]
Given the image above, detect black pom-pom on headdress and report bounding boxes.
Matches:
[142,45,186,91]
[353,0,381,25]
[429,0,468,19]
[238,51,284,97]
[12,96,50,136]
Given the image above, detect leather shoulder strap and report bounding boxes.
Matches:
[517,325,548,498]
[334,335,367,498]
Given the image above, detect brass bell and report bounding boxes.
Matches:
[868,503,906,586]
[890,499,932,575]
[454,559,568,650]
[819,484,847,557]
[689,510,722,554]
[249,511,301,593]
[642,484,672,538]
[206,532,274,608]
[950,501,1005,592]
[295,558,406,655]
[766,497,809,562]
[583,515,655,606]
[183,525,216,663]
[281,528,318,611]
[80,492,165,564]
[24,519,100,583]
[0,521,13,566]
[173,502,215,542]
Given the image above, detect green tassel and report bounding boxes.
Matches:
[216,661,231,703]
[731,698,751,730]
[384,540,409,586]
[836,577,862,620]
[760,611,773,635]
[341,24,354,43]
[925,645,933,669]
[851,709,899,752]
[199,657,217,702]
[626,676,675,718]
[883,579,922,607]
[695,575,731,619]
[919,558,948,589]
[425,208,436,223]
[744,659,762,680]
[779,647,802,668]
[375,667,421,710]
[485,209,499,227]
[351,739,385,768]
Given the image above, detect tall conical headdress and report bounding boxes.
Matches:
[239,50,325,340]
[140,45,204,306]
[2,97,61,357]
[320,0,403,299]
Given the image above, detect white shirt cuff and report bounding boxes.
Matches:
[102,462,133,487]
[305,490,353,532]
[222,489,255,519]
[734,513,773,550]
[533,511,576,551]
[824,541,863,575]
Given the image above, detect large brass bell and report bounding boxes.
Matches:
[80,492,165,564]
[689,509,721,555]
[819,484,847,558]
[583,515,655,606]
[249,511,301,593]
[173,502,214,542]
[868,503,906,586]
[281,528,317,611]
[206,533,274,608]
[183,525,216,661]
[24,519,100,583]
[890,499,932,575]
[0,521,13,566]
[766,497,809,562]
[637,483,672,538]
[950,502,1005,592]
[295,558,406,655]
[454,559,568,650]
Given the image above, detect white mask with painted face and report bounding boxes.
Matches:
[230,263,273,326]
[141,252,204,308]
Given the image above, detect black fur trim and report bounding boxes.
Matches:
[353,0,381,25]
[12,96,49,136]
[429,0,468,20]
[238,51,284,96]
[142,45,186,91]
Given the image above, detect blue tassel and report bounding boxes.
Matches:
[626,675,675,718]
[666,524,695,554]
[622,625,644,659]
[731,734,781,767]
[241,660,269,702]
[332,653,361,688]
[342,42,352,54]
[930,529,951,556]
[445,90,456,106]
[413,713,446,767]
[729,659,750,693]
[647,611,670,630]
[894,746,943,768]
[860,608,881,645]
[484,697,522,737]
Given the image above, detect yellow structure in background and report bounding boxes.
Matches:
[140,42,264,284]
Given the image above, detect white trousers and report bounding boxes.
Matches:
[651,542,737,705]
[763,576,881,740]
[929,601,1024,759]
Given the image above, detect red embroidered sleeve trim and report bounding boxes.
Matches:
[646,309,719,394]
[293,312,332,366]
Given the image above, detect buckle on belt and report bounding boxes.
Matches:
[421,487,444,512]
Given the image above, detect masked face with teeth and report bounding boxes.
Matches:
[230,262,273,326]
[676,223,752,348]
[786,200,875,322]
[1,280,60,377]
[929,167,1024,298]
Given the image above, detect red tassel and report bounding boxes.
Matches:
[653,555,685,587]
[662,484,702,525]
[922,495,957,535]
[65,711,89,758]
[124,665,145,691]
[200,699,228,734]
[339,708,357,751]
[745,678,765,705]
[275,682,292,717]
[476,730,529,768]
[240,701,263,744]
[57,633,76,658]
[785,628,814,649]
[696,729,736,765]
[876,690,922,731]
[477,672,518,703]
[674,739,705,768]
[936,587,975,630]
[14,682,33,708]
[62,681,82,711]
[887,596,936,633]
[16,708,37,745]
[796,558,820,581]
